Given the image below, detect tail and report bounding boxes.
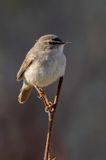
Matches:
[18,83,33,104]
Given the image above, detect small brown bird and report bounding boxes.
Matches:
[16,34,71,104]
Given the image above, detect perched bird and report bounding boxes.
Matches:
[16,34,71,104]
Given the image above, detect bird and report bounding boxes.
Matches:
[16,34,71,104]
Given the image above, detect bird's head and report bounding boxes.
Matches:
[35,34,71,52]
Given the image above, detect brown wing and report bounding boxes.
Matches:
[16,49,35,81]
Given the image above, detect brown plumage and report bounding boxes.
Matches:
[16,48,35,81]
[16,48,36,103]
[16,34,68,104]
[18,81,33,103]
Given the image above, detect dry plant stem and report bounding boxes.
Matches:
[44,76,63,160]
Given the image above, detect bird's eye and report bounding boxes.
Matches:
[49,41,57,45]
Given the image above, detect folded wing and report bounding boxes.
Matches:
[16,48,35,81]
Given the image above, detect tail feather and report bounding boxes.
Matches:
[18,84,33,104]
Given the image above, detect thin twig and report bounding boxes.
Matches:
[44,76,64,160]
[44,111,54,160]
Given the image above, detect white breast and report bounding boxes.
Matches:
[24,51,66,87]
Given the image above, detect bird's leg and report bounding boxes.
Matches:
[34,85,53,111]
[33,76,63,112]
[38,87,53,111]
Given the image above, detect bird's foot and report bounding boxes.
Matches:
[45,101,56,113]
[37,87,56,113]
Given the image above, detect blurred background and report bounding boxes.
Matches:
[0,0,106,159]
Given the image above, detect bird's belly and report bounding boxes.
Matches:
[24,54,66,87]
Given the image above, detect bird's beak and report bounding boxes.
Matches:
[64,41,72,45]
[60,41,72,46]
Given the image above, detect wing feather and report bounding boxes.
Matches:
[16,48,35,81]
